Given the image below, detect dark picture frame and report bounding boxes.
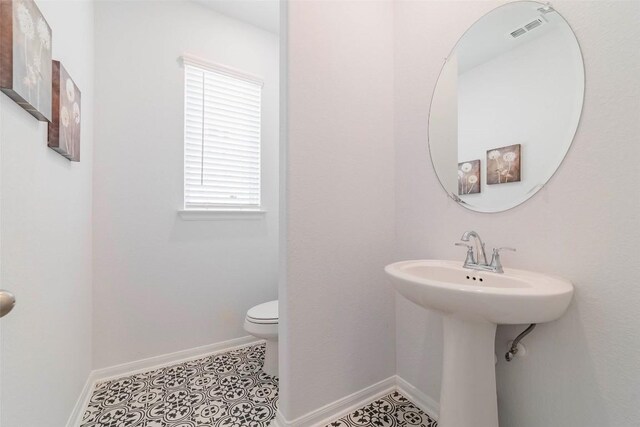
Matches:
[0,0,52,121]
[458,160,481,195]
[487,144,521,185]
[48,60,80,161]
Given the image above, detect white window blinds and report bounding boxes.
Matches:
[183,59,262,210]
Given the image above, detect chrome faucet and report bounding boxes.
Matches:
[460,230,488,265]
[455,231,515,273]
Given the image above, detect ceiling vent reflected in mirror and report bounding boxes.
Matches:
[510,28,527,38]
[525,18,543,30]
[510,18,545,38]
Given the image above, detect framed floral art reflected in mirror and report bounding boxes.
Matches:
[487,144,521,185]
[458,160,481,195]
[0,0,52,121]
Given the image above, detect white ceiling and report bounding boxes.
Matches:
[456,2,563,74]
[194,0,280,35]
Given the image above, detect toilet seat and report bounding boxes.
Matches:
[246,300,278,325]
[244,300,278,376]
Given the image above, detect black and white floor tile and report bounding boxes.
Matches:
[81,343,278,427]
[81,343,434,427]
[325,391,437,427]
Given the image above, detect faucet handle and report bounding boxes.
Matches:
[493,247,516,254]
[455,243,476,266]
[490,247,515,273]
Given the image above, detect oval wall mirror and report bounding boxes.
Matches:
[428,1,584,212]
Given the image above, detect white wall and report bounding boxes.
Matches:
[93,0,279,368]
[0,1,94,425]
[394,1,640,426]
[456,25,583,209]
[281,0,396,421]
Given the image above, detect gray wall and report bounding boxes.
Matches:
[394,1,640,425]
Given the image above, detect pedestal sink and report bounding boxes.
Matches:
[385,260,573,427]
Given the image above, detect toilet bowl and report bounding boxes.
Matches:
[244,300,278,377]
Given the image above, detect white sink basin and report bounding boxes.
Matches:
[385,259,573,427]
[385,259,573,324]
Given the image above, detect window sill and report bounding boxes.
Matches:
[178,209,266,221]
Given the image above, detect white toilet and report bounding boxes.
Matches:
[244,300,278,377]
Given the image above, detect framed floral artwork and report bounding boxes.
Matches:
[0,0,52,121]
[487,144,521,184]
[48,60,80,161]
[458,160,481,195]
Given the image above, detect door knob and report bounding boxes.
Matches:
[0,290,16,318]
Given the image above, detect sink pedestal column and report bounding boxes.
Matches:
[439,315,499,427]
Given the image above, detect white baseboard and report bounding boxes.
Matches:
[65,375,96,427]
[66,336,261,427]
[92,336,261,382]
[396,376,440,421]
[271,375,439,427]
[271,376,396,427]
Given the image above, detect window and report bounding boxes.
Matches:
[183,57,262,211]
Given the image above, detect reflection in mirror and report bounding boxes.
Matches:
[429,1,584,212]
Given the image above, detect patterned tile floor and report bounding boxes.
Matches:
[81,342,435,427]
[81,343,278,427]
[325,391,437,427]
